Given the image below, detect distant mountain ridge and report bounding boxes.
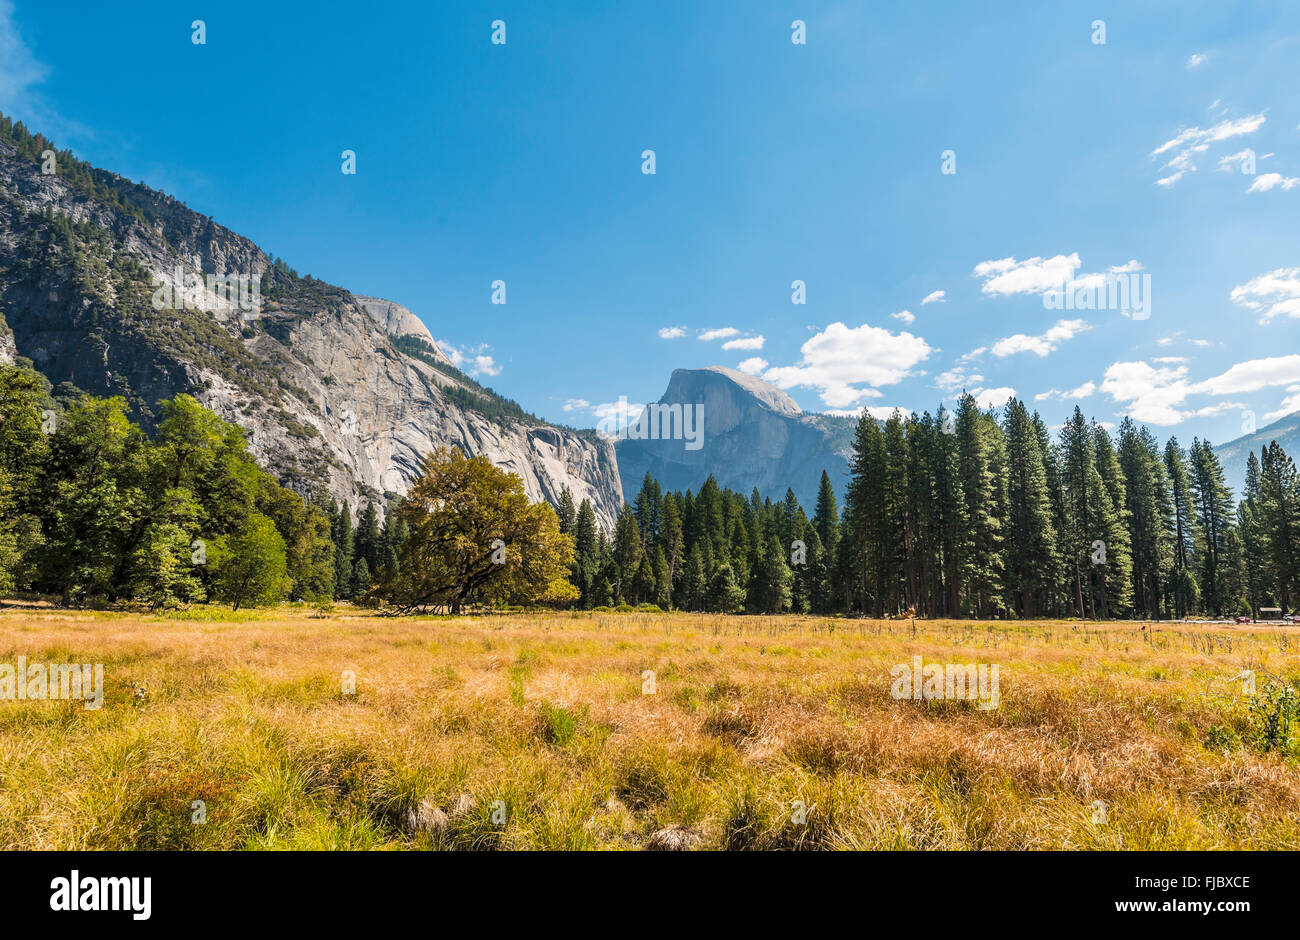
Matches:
[1214,410,1300,494]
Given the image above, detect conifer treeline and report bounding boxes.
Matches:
[559,393,1300,619]
[324,499,407,602]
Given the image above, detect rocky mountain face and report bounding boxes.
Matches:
[0,122,623,530]
[615,366,855,507]
[1215,410,1300,494]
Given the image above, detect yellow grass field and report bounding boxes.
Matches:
[1,606,1297,850]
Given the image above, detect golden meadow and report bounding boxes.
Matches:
[1,606,1297,850]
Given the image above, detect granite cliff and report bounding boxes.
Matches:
[0,119,623,529]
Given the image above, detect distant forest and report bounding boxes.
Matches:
[554,393,1299,620]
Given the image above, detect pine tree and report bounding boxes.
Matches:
[332,502,354,600]
[659,495,684,587]
[354,501,381,573]
[631,554,656,605]
[1188,438,1236,615]
[351,556,371,599]
[813,470,839,549]
[955,395,1005,617]
[709,561,746,613]
[1059,408,1121,618]
[573,498,599,607]
[1238,452,1269,613]
[1117,419,1173,618]
[751,534,793,613]
[1092,423,1133,616]
[1003,399,1059,617]
[633,473,661,547]
[1034,411,1072,617]
[611,504,643,603]
[556,486,577,535]
[842,410,883,618]
[682,542,708,611]
[1164,438,1201,617]
[1259,442,1300,611]
[881,412,910,613]
[653,546,672,609]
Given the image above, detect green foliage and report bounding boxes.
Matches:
[129,522,206,609]
[0,113,148,224]
[0,365,331,607]
[1248,676,1299,755]
[208,514,290,611]
[372,447,576,614]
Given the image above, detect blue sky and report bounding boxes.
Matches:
[2,0,1299,443]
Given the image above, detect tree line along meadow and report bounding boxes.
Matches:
[1,358,1297,619]
[563,394,1298,621]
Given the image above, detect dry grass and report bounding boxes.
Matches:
[0,605,1297,850]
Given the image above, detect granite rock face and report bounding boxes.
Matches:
[615,366,854,507]
[0,134,623,529]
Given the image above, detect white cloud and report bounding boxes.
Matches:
[1247,172,1300,193]
[439,340,501,377]
[1263,385,1300,422]
[0,1,48,122]
[937,366,984,394]
[970,387,1016,409]
[1097,354,1300,425]
[1107,260,1144,274]
[591,398,644,434]
[1100,360,1194,425]
[1156,331,1212,349]
[1196,355,1300,396]
[921,290,946,305]
[990,318,1091,358]
[562,398,590,412]
[891,310,915,325]
[698,327,740,341]
[658,326,686,339]
[1036,381,1097,401]
[736,357,768,375]
[1186,53,1207,69]
[823,406,904,421]
[1151,112,1266,187]
[1190,401,1247,418]
[722,335,765,351]
[973,254,1081,296]
[1231,268,1300,323]
[973,254,1142,301]
[1152,113,1267,156]
[762,322,932,408]
[1217,150,1257,172]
